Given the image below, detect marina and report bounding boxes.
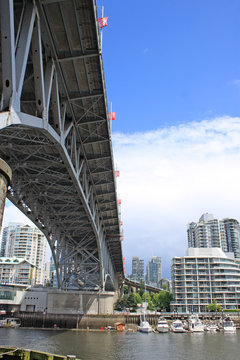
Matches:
[0,328,239,360]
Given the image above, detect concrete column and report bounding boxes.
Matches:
[0,159,12,233]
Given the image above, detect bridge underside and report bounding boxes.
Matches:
[0,0,123,290]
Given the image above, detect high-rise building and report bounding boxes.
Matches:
[146,256,162,287]
[0,223,47,285]
[171,248,240,312]
[187,213,240,259]
[0,223,24,257]
[131,256,144,282]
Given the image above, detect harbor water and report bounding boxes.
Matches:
[0,328,239,360]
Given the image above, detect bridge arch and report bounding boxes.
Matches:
[0,0,123,290]
[104,274,115,292]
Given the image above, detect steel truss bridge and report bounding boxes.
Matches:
[0,0,123,291]
[124,278,162,294]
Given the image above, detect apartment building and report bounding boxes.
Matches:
[131,257,144,282]
[1,224,47,285]
[187,213,240,259]
[0,257,35,286]
[171,248,240,313]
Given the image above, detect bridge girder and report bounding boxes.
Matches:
[0,0,123,290]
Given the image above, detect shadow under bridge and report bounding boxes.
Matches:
[0,0,123,290]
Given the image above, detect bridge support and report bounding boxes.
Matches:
[0,159,12,233]
[0,0,123,290]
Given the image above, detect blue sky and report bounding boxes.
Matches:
[102,0,240,132]
[101,0,240,277]
[2,0,240,280]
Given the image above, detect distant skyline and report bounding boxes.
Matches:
[2,1,240,278]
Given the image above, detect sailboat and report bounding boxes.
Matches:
[137,313,152,333]
[137,284,152,333]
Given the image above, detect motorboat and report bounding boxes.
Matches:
[0,318,21,328]
[137,314,152,333]
[204,322,218,332]
[171,319,187,333]
[187,314,204,332]
[222,317,236,333]
[157,317,169,333]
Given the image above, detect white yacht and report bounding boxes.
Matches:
[222,317,236,333]
[187,314,204,332]
[157,317,169,333]
[171,319,187,333]
[204,322,218,332]
[138,314,152,333]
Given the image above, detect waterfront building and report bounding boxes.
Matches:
[0,223,47,285]
[0,257,35,286]
[171,248,240,313]
[187,213,240,259]
[131,257,144,282]
[146,256,162,287]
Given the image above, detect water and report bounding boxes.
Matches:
[0,329,239,360]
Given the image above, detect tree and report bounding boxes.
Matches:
[147,301,155,311]
[134,292,142,305]
[114,292,142,312]
[162,283,169,291]
[206,299,222,312]
[138,280,145,297]
[142,291,151,303]
[114,294,128,311]
[153,290,173,312]
[126,293,138,312]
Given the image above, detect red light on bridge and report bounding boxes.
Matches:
[117,199,122,205]
[120,221,123,226]
[98,17,108,28]
[108,112,115,120]
[115,170,120,177]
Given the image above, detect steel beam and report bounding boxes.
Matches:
[0,0,123,292]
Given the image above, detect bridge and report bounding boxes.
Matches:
[124,278,163,294]
[0,0,123,291]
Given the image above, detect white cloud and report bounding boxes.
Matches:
[2,116,240,278]
[113,116,240,277]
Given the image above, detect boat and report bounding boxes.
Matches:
[0,318,21,328]
[137,313,152,333]
[156,317,169,333]
[222,317,236,333]
[187,314,204,332]
[204,321,218,332]
[171,319,187,333]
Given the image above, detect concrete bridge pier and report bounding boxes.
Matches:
[0,159,12,233]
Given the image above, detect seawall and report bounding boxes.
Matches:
[15,312,240,330]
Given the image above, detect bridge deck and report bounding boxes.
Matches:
[0,0,123,288]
